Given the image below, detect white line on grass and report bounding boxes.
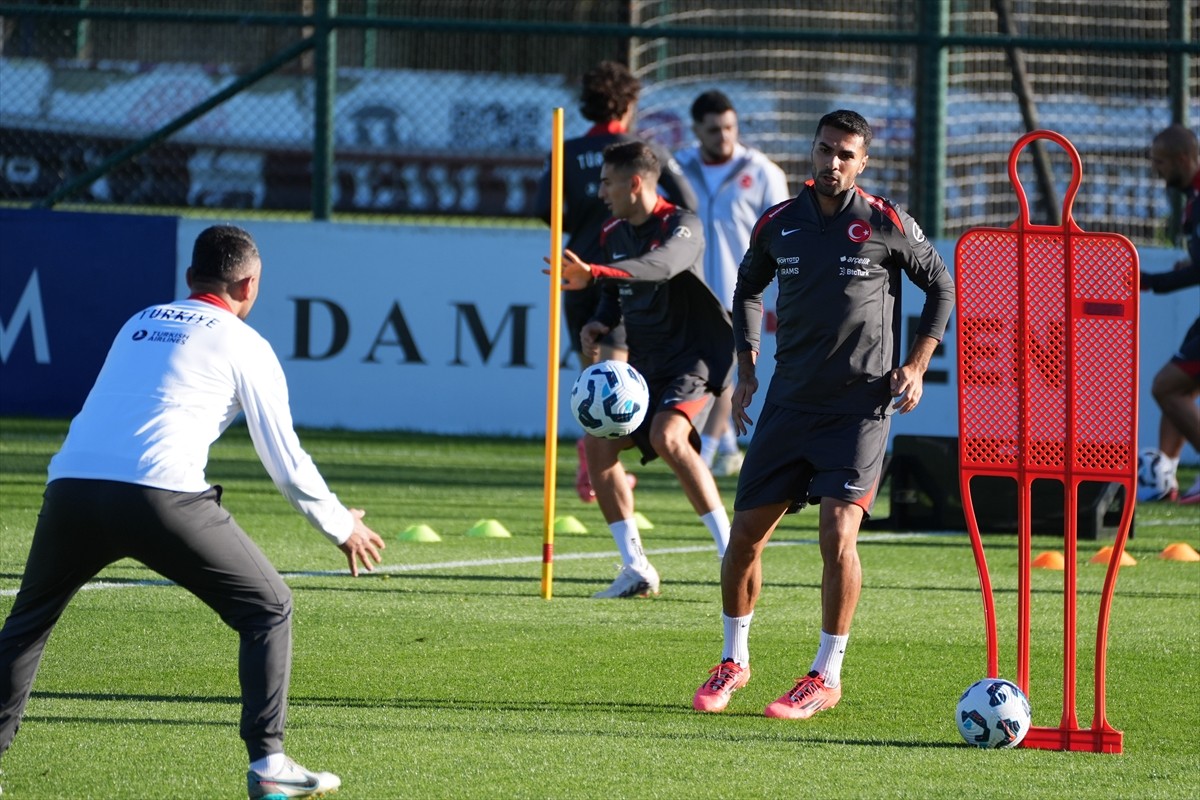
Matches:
[0,531,956,596]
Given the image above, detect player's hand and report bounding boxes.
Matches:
[890,365,924,414]
[542,248,594,290]
[580,321,609,363]
[339,508,385,577]
[731,352,759,435]
[731,375,758,436]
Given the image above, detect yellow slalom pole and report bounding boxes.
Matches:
[541,107,564,600]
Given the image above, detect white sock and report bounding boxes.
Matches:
[810,630,849,688]
[719,427,740,455]
[250,753,288,775]
[701,507,730,557]
[609,518,648,569]
[722,611,753,667]
[700,435,718,467]
[1163,454,1180,483]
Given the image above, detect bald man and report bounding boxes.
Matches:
[1142,124,1200,504]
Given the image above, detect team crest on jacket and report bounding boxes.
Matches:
[673,226,691,238]
[847,220,872,243]
[740,173,753,189]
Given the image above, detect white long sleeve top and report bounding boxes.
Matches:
[47,295,354,545]
[676,143,791,309]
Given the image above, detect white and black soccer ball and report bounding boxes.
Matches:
[1136,447,1176,502]
[570,361,650,439]
[956,677,1032,749]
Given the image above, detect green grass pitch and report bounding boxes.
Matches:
[0,417,1197,798]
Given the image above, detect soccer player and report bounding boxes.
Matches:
[535,60,697,503]
[1141,123,1200,504]
[691,110,955,716]
[0,225,386,798]
[554,140,733,599]
[676,89,790,477]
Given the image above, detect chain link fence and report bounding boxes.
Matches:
[631,0,1197,243]
[0,0,1195,244]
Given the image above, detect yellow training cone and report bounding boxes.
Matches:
[1032,551,1065,570]
[466,519,512,538]
[554,515,588,534]
[633,511,654,529]
[397,524,441,543]
[1159,542,1200,562]
[1088,546,1136,566]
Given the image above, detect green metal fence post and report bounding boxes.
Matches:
[312,0,337,220]
[364,0,378,69]
[1167,1,1191,237]
[74,0,90,59]
[914,0,948,238]
[1169,1,1190,128]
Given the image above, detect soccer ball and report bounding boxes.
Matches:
[1136,447,1176,501]
[955,678,1032,749]
[570,360,650,439]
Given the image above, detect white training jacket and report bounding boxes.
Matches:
[676,143,790,309]
[48,296,355,545]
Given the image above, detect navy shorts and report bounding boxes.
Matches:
[627,371,713,464]
[734,403,890,516]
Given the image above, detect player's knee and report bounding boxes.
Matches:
[583,437,621,470]
[648,427,672,457]
[1151,362,1196,403]
[818,522,860,561]
[649,415,690,457]
[726,527,766,560]
[221,585,292,633]
[1150,369,1172,402]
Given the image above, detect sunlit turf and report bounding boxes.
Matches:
[0,417,1196,799]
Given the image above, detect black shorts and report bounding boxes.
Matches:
[734,403,890,516]
[627,371,713,464]
[563,283,627,354]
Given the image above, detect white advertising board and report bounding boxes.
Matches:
[176,219,1196,461]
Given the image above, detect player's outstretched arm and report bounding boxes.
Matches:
[338,508,386,577]
[1141,258,1200,293]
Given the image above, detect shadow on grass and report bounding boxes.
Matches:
[292,695,964,750]
[31,689,238,705]
[28,688,957,750]
[291,572,1198,602]
[292,577,714,604]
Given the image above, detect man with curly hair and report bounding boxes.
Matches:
[536,61,696,502]
[555,141,732,599]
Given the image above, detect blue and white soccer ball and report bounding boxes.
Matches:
[570,360,650,439]
[1136,447,1176,502]
[956,677,1032,749]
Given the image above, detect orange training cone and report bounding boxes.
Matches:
[1088,546,1136,566]
[1032,551,1065,570]
[1159,542,1200,562]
